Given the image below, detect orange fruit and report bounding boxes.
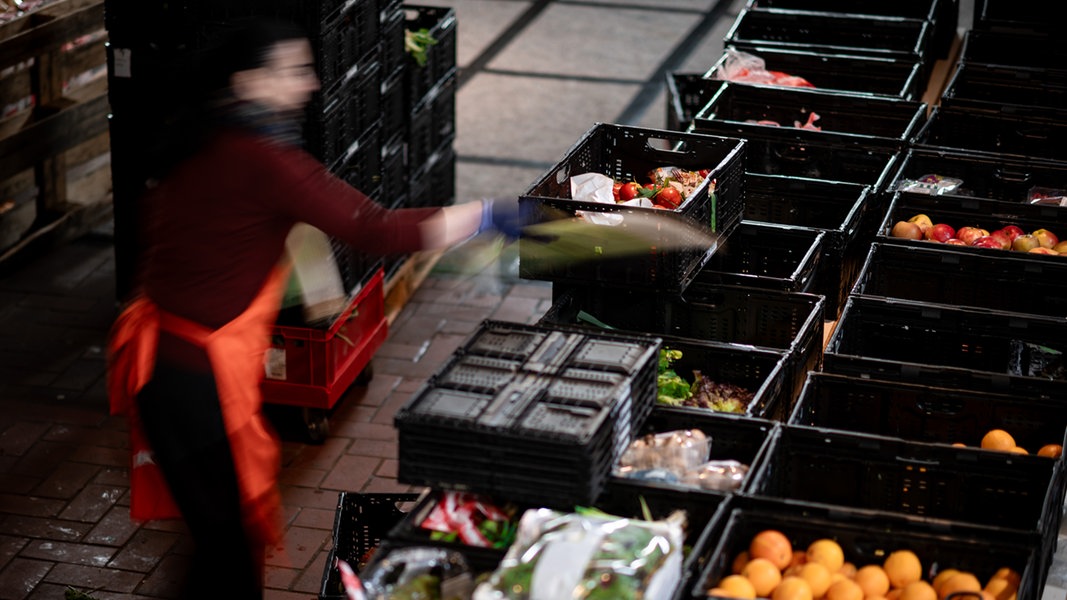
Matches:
[987,567,1022,589]
[807,539,845,572]
[981,429,1016,451]
[718,574,758,598]
[743,557,784,597]
[790,551,808,569]
[886,589,903,600]
[984,576,1017,600]
[707,588,732,598]
[1037,444,1063,459]
[838,561,857,579]
[884,550,922,589]
[798,561,833,598]
[774,575,815,600]
[900,580,937,600]
[952,442,967,448]
[938,572,981,600]
[932,569,960,596]
[1008,446,1028,455]
[855,564,891,597]
[733,551,751,575]
[825,577,864,600]
[751,529,794,570]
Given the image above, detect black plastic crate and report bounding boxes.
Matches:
[654,338,791,420]
[741,173,873,319]
[311,0,382,95]
[913,105,1067,165]
[692,81,928,152]
[334,126,383,193]
[942,62,1067,118]
[712,45,926,100]
[824,294,1067,402]
[853,242,1067,319]
[790,371,1067,459]
[874,192,1067,260]
[404,5,457,111]
[408,137,455,209]
[958,29,1067,72]
[380,66,407,143]
[689,496,1042,600]
[693,221,825,295]
[742,0,956,58]
[318,491,421,600]
[378,132,406,197]
[518,124,746,293]
[890,147,1067,209]
[744,425,1062,563]
[305,61,382,166]
[666,72,715,132]
[379,7,406,77]
[542,283,824,410]
[724,8,933,66]
[406,74,455,172]
[972,0,1054,33]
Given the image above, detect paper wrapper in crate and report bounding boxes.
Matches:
[285,224,348,324]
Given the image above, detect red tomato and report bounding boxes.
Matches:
[612,182,622,202]
[655,186,682,209]
[618,182,640,202]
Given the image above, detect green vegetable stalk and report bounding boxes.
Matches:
[405,28,438,67]
[657,348,691,406]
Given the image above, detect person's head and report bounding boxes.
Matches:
[207,18,321,113]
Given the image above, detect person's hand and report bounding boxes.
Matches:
[479,196,526,239]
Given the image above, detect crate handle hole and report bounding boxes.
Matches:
[646,137,687,153]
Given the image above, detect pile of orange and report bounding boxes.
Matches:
[705,529,1023,600]
[951,428,1063,458]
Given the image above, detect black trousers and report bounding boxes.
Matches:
[136,361,263,599]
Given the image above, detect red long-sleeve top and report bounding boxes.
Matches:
[139,128,439,329]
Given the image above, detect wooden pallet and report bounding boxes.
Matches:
[0,0,110,268]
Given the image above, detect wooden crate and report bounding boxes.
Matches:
[0,0,110,264]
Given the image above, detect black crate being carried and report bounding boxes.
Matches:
[852,242,1067,320]
[824,294,1067,402]
[692,81,928,152]
[393,320,661,508]
[709,45,926,100]
[518,123,745,293]
[690,496,1043,600]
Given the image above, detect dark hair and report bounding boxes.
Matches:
[201,17,310,95]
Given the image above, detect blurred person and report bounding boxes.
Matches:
[106,18,520,599]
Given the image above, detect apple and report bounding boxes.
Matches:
[944,238,967,246]
[890,220,924,240]
[1053,240,1067,254]
[956,226,990,245]
[989,230,1012,250]
[1012,234,1041,253]
[972,235,1005,249]
[999,225,1025,241]
[1029,247,1059,255]
[926,223,956,243]
[908,213,934,236]
[1032,228,1060,249]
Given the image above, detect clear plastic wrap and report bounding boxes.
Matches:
[472,508,685,600]
[614,429,749,491]
[360,546,475,600]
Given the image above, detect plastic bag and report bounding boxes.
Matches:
[568,172,652,226]
[1028,186,1067,207]
[895,174,963,195]
[712,48,814,88]
[360,546,474,600]
[616,429,710,476]
[473,508,685,600]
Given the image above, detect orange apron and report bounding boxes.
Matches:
[107,265,290,547]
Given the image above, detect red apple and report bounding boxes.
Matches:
[1053,240,1067,254]
[999,225,1025,241]
[1029,247,1059,255]
[944,238,967,246]
[989,230,1012,250]
[956,226,990,245]
[890,220,924,240]
[1012,234,1041,252]
[1032,228,1060,249]
[972,235,1005,249]
[926,223,956,243]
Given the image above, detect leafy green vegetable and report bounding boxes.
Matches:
[657,348,691,406]
[405,28,438,67]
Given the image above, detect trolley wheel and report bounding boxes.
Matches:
[301,407,330,444]
[355,361,375,386]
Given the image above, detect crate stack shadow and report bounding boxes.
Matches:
[103,2,457,440]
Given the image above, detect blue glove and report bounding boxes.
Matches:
[479,196,526,239]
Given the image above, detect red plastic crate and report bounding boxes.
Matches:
[261,267,387,410]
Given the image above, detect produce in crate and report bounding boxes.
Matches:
[615,429,749,491]
[707,530,1023,600]
[657,348,753,414]
[357,546,474,600]
[473,507,685,599]
[418,491,518,550]
[888,213,1066,256]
